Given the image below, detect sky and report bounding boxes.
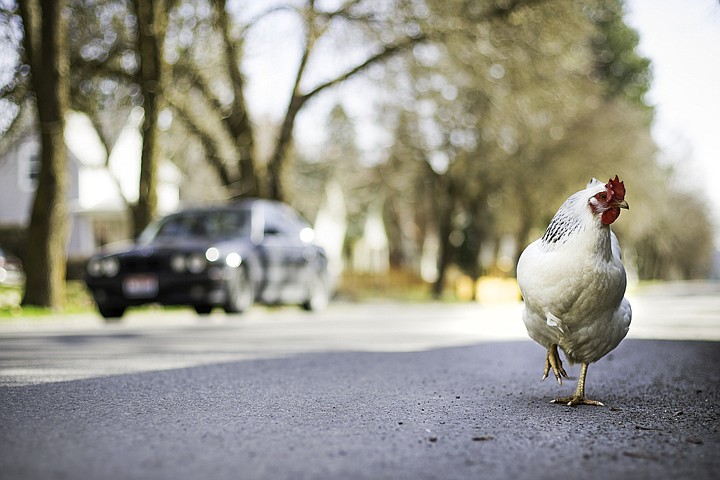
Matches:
[624,0,720,231]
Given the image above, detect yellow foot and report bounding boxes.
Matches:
[542,345,568,385]
[551,396,605,407]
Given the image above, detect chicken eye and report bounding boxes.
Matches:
[598,193,607,201]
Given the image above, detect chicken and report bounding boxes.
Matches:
[516,176,631,406]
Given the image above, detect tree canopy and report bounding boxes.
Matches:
[0,0,714,308]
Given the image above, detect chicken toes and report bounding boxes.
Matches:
[550,362,605,407]
[551,395,604,407]
[542,344,568,385]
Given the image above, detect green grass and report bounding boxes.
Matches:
[0,280,96,319]
[335,270,458,303]
[1,270,457,320]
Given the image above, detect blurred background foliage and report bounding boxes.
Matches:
[0,0,715,306]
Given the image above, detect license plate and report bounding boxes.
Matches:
[123,275,159,299]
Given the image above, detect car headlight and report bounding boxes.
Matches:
[170,254,186,273]
[225,252,242,268]
[101,258,119,277]
[187,253,207,273]
[87,258,103,277]
[299,227,315,243]
[205,247,220,262]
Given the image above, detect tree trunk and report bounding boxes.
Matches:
[216,0,259,198]
[19,0,70,308]
[432,209,453,299]
[267,95,304,201]
[432,176,456,299]
[132,0,167,237]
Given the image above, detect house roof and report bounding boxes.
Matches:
[65,111,107,167]
[65,108,181,215]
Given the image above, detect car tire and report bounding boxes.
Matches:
[224,266,254,314]
[98,306,126,320]
[302,271,329,312]
[194,305,213,315]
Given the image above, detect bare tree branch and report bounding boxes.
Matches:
[304,34,423,103]
[265,0,549,201]
[216,0,258,196]
[165,86,234,188]
[170,106,233,188]
[267,32,423,200]
[238,4,296,37]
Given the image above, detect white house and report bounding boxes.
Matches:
[0,108,181,258]
[352,202,390,274]
[313,180,347,278]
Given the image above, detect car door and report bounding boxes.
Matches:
[257,204,307,303]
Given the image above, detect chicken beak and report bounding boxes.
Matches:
[618,200,629,210]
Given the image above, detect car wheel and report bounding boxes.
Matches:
[194,305,213,315]
[302,271,329,312]
[224,266,254,314]
[98,306,126,321]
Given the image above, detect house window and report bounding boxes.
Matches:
[18,142,41,192]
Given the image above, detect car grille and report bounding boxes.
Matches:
[122,256,166,273]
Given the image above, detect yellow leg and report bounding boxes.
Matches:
[551,362,605,406]
[542,344,568,385]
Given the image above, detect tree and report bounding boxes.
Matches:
[18,0,70,308]
[131,0,168,235]
[0,3,28,140]
[265,0,425,201]
[364,0,687,294]
[265,0,554,202]
[589,0,652,107]
[165,0,260,199]
[389,0,600,290]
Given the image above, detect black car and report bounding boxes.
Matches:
[85,199,331,319]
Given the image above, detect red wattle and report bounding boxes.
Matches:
[601,207,621,225]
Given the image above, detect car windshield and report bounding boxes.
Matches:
[139,210,251,244]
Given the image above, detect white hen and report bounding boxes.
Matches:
[516,176,631,406]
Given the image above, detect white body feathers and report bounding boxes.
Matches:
[517,180,631,365]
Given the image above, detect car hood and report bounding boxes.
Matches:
[94,237,251,258]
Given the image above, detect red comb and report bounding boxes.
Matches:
[606,175,625,201]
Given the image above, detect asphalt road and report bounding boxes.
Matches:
[1,289,719,479]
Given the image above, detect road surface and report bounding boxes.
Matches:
[1,287,719,479]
